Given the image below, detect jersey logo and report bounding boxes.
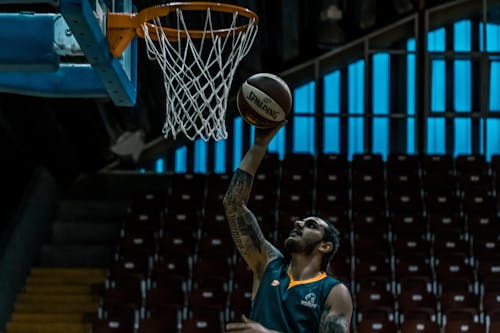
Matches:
[300,292,318,309]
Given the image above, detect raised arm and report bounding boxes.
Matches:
[223,124,285,277]
[319,283,353,333]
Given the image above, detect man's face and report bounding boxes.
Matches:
[284,217,329,255]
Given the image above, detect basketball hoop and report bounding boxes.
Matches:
[107,2,259,141]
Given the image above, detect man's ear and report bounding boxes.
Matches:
[319,241,333,254]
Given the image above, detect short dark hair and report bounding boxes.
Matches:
[320,218,340,272]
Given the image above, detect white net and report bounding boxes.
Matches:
[141,7,258,141]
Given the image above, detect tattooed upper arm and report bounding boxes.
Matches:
[223,169,282,274]
[319,312,350,333]
[319,283,353,333]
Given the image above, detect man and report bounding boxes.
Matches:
[223,123,353,333]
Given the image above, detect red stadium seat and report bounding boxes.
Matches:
[397,291,437,323]
[356,319,397,333]
[400,319,440,333]
[444,321,484,333]
[137,316,179,333]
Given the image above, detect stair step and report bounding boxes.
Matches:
[56,200,129,221]
[23,284,103,295]
[50,222,121,244]
[6,322,90,333]
[17,294,98,304]
[9,312,95,323]
[14,302,99,313]
[38,245,114,268]
[30,268,107,278]
[25,274,105,286]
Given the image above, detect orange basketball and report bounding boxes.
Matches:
[236,73,292,128]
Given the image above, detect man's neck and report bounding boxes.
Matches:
[288,254,323,281]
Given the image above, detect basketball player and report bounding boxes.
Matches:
[223,123,352,333]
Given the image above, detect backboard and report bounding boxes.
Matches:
[0,0,137,106]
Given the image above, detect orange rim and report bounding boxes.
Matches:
[136,2,259,41]
[107,2,258,57]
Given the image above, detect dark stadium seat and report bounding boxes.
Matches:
[387,173,421,193]
[228,289,253,320]
[186,288,227,325]
[472,234,500,261]
[393,233,431,259]
[435,261,475,292]
[397,291,437,323]
[443,321,484,333]
[466,214,499,236]
[355,290,395,320]
[151,255,190,281]
[181,317,223,333]
[158,232,197,258]
[400,319,440,333]
[386,154,420,175]
[92,318,134,333]
[278,189,314,215]
[356,318,397,333]
[137,316,179,333]
[462,191,497,215]
[352,154,384,175]
[428,214,464,235]
[316,154,349,174]
[424,192,460,215]
[388,192,423,215]
[192,257,231,291]
[394,259,433,293]
[145,287,184,317]
[455,154,488,175]
[440,291,480,323]
[351,172,385,194]
[352,212,388,235]
[351,191,386,214]
[390,214,427,236]
[421,155,454,176]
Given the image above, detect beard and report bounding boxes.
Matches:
[284,237,322,255]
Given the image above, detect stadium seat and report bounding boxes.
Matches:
[455,154,488,175]
[386,154,420,175]
[386,173,421,193]
[356,318,397,333]
[421,155,454,176]
[435,261,475,292]
[466,214,499,236]
[278,189,314,215]
[400,319,440,333]
[137,316,179,333]
[355,290,395,320]
[181,317,223,333]
[440,291,480,323]
[443,321,484,333]
[228,288,253,320]
[316,154,349,174]
[92,318,134,333]
[397,291,437,323]
[145,287,185,316]
[352,154,384,174]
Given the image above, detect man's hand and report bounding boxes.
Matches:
[253,121,287,148]
[226,315,282,333]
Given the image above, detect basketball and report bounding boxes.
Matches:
[237,73,292,128]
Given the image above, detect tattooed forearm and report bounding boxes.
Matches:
[223,169,265,256]
[319,310,350,333]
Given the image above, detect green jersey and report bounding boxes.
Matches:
[250,257,341,333]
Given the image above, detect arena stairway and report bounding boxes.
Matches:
[4,174,136,333]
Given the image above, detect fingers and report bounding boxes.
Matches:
[226,322,249,331]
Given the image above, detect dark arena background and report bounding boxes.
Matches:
[0,0,500,332]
